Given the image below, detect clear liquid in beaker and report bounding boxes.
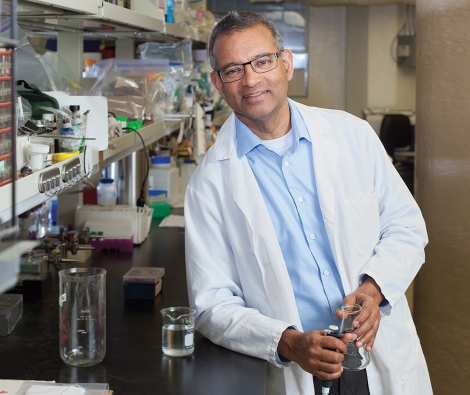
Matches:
[162,324,194,356]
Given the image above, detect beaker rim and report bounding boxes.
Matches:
[341,303,362,312]
[161,306,196,315]
[59,267,106,278]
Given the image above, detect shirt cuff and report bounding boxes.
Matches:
[360,274,390,307]
[275,325,297,365]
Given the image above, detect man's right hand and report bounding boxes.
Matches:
[277,328,356,380]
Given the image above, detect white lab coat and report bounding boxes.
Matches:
[185,101,432,395]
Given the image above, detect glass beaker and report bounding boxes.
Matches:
[339,304,371,371]
[59,267,106,367]
[161,306,196,357]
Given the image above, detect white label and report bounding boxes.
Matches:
[184,332,194,347]
[59,293,66,307]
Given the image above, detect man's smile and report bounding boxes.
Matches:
[243,90,269,99]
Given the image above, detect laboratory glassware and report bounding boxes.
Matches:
[161,306,195,356]
[59,267,106,367]
[339,304,371,370]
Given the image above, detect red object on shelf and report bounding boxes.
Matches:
[0,178,11,187]
[83,188,98,205]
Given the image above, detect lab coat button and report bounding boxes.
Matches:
[323,270,330,276]
[309,234,315,240]
[283,161,289,167]
[298,197,304,203]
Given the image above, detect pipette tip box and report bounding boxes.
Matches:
[123,267,165,300]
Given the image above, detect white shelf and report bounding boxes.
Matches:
[0,152,86,223]
[96,121,165,168]
[165,23,199,41]
[17,0,206,43]
[96,1,164,33]
[18,0,98,15]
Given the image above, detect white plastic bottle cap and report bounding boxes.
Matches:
[42,113,55,121]
[28,143,49,154]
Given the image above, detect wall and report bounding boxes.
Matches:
[296,6,347,110]
[414,0,470,393]
[298,5,416,118]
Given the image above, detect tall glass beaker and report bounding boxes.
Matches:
[59,267,106,367]
[339,304,371,370]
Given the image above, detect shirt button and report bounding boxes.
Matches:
[298,197,304,203]
[283,161,289,167]
[323,270,330,276]
[309,234,315,240]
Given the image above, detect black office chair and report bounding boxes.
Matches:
[379,114,414,194]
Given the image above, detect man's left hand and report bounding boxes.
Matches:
[336,276,384,352]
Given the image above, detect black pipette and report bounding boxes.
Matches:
[321,325,344,395]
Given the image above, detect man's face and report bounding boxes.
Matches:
[210,25,294,125]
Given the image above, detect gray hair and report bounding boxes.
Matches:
[208,11,285,71]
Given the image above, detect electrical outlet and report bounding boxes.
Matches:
[398,44,411,58]
[38,167,61,193]
[62,157,81,183]
[397,34,416,68]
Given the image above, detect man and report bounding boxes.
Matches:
[185,11,432,395]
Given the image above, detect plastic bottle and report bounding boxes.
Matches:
[166,0,174,24]
[181,159,196,195]
[97,178,117,205]
[148,156,180,205]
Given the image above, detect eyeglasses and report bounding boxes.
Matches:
[217,52,282,83]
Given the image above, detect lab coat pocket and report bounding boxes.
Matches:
[343,190,380,255]
[381,299,419,381]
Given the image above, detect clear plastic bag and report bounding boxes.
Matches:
[138,38,193,81]
[0,19,83,95]
[89,59,168,124]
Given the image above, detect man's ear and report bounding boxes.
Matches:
[210,71,225,98]
[281,50,294,82]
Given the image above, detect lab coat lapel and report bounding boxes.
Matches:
[295,104,339,260]
[222,124,302,328]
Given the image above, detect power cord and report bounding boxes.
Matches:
[123,126,150,207]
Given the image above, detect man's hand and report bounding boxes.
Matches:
[336,276,384,352]
[277,328,355,380]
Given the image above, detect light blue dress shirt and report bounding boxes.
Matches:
[235,101,345,334]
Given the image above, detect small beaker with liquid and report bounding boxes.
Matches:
[59,267,106,367]
[339,304,371,370]
[161,306,195,357]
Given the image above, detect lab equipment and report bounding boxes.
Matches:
[161,306,195,356]
[0,294,22,336]
[75,205,153,244]
[148,156,181,205]
[123,266,165,300]
[321,325,344,395]
[59,267,106,367]
[97,178,117,205]
[180,158,196,195]
[26,143,49,171]
[339,304,371,371]
[321,304,372,394]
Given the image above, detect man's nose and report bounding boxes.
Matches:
[241,63,262,85]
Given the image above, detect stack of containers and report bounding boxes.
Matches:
[0,48,12,186]
[148,156,180,219]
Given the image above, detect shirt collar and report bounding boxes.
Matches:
[236,99,311,158]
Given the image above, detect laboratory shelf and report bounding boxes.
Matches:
[17,0,98,16]
[0,152,86,223]
[97,121,165,168]
[165,22,199,41]
[96,1,165,33]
